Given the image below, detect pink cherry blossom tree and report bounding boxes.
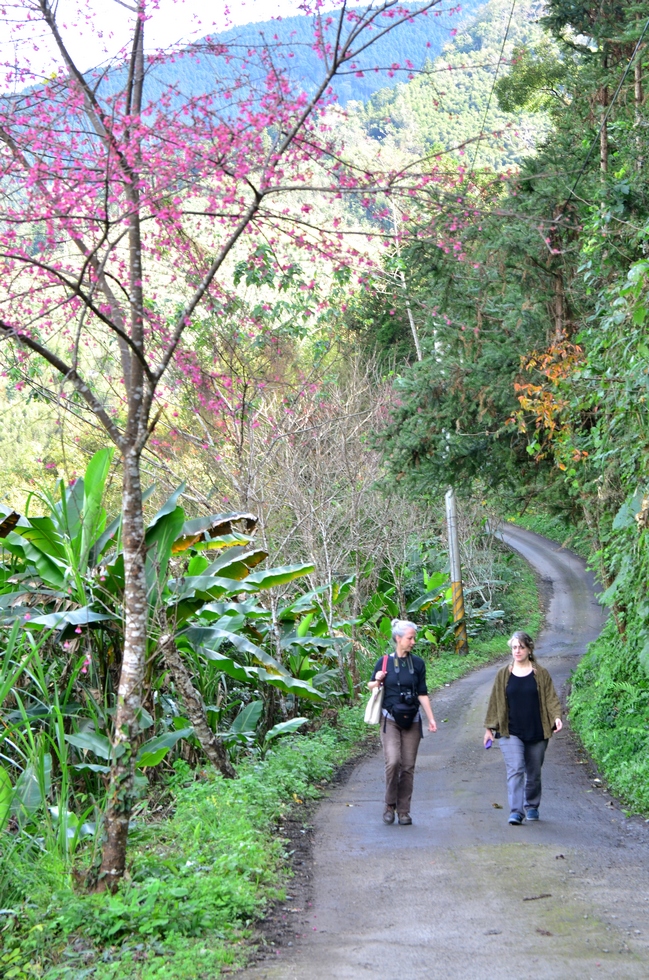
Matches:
[0,0,442,888]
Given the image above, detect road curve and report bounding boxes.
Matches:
[239,526,649,980]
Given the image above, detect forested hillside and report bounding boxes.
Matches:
[353,0,551,168]
[148,0,484,104]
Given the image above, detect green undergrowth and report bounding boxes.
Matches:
[425,645,506,689]
[569,618,649,815]
[506,511,592,559]
[1,710,367,980]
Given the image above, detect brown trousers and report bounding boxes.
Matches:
[380,715,422,815]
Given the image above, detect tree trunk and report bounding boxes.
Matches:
[160,634,236,778]
[97,448,148,892]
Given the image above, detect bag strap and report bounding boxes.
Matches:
[378,654,388,685]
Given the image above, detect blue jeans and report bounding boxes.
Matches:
[498,735,548,815]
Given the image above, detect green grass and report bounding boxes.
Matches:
[569,619,649,815]
[425,645,506,689]
[495,546,544,640]
[2,710,369,980]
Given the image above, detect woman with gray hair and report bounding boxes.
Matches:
[369,619,436,825]
[484,630,563,825]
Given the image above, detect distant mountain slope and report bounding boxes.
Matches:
[154,1,486,104]
[352,0,551,170]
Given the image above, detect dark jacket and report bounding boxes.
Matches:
[371,653,427,714]
[484,662,562,740]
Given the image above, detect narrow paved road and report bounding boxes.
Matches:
[240,526,649,979]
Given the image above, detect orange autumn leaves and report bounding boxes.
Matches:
[511,342,589,469]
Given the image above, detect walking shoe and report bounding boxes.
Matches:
[398,813,412,825]
[508,811,524,825]
[525,808,539,821]
[383,805,396,825]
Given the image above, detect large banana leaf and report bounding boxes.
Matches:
[90,484,156,566]
[18,539,67,590]
[11,756,52,820]
[57,475,85,543]
[255,667,325,702]
[183,625,291,676]
[205,545,268,580]
[147,483,186,531]
[145,505,185,595]
[241,563,315,590]
[78,447,114,571]
[135,728,193,768]
[167,574,245,602]
[181,512,258,537]
[264,718,308,742]
[172,511,257,553]
[28,608,116,630]
[18,517,68,562]
[190,647,325,702]
[198,599,271,622]
[407,584,451,615]
[0,511,20,538]
[230,701,263,735]
[65,731,112,760]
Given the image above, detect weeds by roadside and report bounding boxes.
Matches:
[1,711,367,980]
[569,619,649,816]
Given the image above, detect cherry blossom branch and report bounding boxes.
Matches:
[0,317,123,445]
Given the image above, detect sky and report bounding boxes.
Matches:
[2,0,313,76]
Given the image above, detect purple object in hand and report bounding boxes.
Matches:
[485,738,492,749]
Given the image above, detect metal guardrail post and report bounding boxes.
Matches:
[445,488,469,655]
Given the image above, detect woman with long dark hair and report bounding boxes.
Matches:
[484,631,562,825]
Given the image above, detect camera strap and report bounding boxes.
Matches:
[393,653,416,699]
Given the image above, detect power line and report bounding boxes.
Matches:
[467,0,517,182]
[562,17,649,211]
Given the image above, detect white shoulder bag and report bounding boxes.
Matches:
[364,655,388,724]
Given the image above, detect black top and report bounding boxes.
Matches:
[506,671,544,742]
[371,653,428,714]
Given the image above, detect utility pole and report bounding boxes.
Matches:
[445,488,469,655]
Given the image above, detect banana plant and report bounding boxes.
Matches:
[0,450,326,780]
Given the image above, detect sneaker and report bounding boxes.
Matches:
[398,813,412,825]
[508,811,523,825]
[383,805,396,825]
[525,808,539,821]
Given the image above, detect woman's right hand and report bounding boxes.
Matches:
[374,670,386,683]
[483,728,494,746]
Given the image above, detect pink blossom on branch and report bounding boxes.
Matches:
[0,0,454,891]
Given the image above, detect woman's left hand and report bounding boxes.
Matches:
[554,718,563,732]
[427,717,437,733]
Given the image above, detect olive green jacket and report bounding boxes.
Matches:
[484,662,562,740]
